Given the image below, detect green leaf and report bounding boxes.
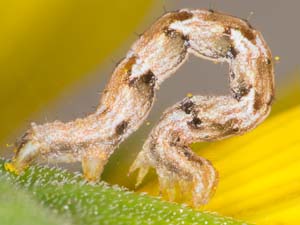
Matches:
[0,158,250,225]
[0,177,69,225]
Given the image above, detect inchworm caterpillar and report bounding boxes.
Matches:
[7,9,274,206]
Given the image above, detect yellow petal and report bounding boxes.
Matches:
[197,106,300,224]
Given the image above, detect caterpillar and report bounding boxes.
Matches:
[6,9,274,206]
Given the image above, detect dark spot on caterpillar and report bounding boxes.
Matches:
[170,134,181,146]
[163,27,179,39]
[230,71,235,79]
[115,121,128,135]
[183,149,191,158]
[182,146,203,165]
[129,70,156,88]
[205,12,255,42]
[162,156,194,178]
[226,126,240,135]
[165,162,181,174]
[253,91,264,111]
[224,126,240,136]
[163,27,190,46]
[129,70,156,101]
[141,70,156,87]
[232,127,239,132]
[187,117,202,129]
[148,140,158,156]
[267,58,272,65]
[240,28,255,42]
[128,78,137,86]
[226,46,238,59]
[180,98,194,114]
[224,27,231,35]
[232,92,241,101]
[183,37,190,48]
[212,119,239,135]
[171,10,193,22]
[208,9,215,13]
[232,85,251,101]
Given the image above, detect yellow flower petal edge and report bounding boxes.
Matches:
[139,106,300,225]
[270,72,300,116]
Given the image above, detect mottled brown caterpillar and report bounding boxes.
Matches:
[7,9,274,206]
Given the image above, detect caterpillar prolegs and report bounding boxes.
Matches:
[7,9,274,206]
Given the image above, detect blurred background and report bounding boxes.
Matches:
[1,0,299,192]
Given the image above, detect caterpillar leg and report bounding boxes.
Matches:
[130,138,218,206]
[81,145,112,182]
[130,95,271,206]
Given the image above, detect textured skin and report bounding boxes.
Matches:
[9,9,274,206]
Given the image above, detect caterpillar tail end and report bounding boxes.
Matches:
[130,142,219,207]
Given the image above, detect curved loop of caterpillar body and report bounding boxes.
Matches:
[9,9,274,206]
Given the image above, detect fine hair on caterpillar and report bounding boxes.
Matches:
[7,8,274,206]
